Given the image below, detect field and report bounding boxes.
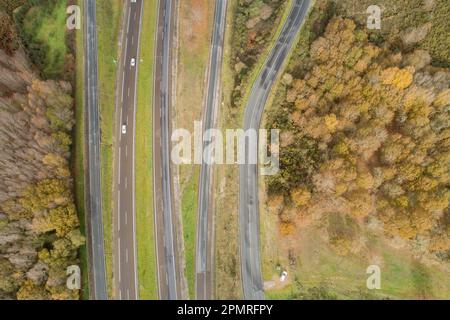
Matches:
[16,0,68,79]
[95,0,123,298]
[264,224,450,299]
[175,0,214,298]
[135,0,158,300]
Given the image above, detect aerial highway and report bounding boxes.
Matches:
[239,0,312,300]
[84,0,108,300]
[112,0,143,300]
[153,0,182,300]
[196,0,228,300]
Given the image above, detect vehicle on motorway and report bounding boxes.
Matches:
[130,58,136,67]
[122,124,127,134]
[280,271,288,282]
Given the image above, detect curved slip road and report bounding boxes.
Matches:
[112,0,143,300]
[84,0,107,300]
[239,0,311,300]
[153,0,182,300]
[195,0,228,300]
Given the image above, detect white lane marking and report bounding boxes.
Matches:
[118,238,121,283]
[126,8,131,35]
[126,248,129,264]
[125,177,128,190]
[121,74,125,103]
[127,290,130,300]
[118,190,121,231]
[118,147,121,184]
[126,145,128,158]
[128,87,130,97]
[132,35,134,45]
[125,212,128,226]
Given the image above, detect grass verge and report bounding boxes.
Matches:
[95,0,123,298]
[74,0,89,300]
[135,0,158,300]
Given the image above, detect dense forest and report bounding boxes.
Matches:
[267,15,449,261]
[0,1,82,300]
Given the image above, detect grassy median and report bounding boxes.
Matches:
[180,167,200,297]
[96,0,123,297]
[135,0,158,300]
[176,0,215,298]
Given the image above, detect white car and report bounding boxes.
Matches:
[280,271,288,282]
[131,0,136,3]
[122,124,127,134]
[130,58,136,67]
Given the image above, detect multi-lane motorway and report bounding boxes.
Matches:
[84,0,107,300]
[84,0,310,301]
[112,0,143,300]
[196,0,228,300]
[239,0,311,300]
[153,0,182,300]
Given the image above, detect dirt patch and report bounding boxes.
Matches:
[179,0,209,54]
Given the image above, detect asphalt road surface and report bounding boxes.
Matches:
[239,0,311,300]
[196,0,228,300]
[112,0,143,300]
[153,0,181,300]
[84,0,107,300]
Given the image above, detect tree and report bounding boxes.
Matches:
[16,280,50,300]
[49,204,79,237]
[291,187,311,207]
[0,38,80,300]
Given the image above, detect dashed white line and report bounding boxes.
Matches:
[118,239,121,283]
[118,147,121,184]
[118,190,121,231]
